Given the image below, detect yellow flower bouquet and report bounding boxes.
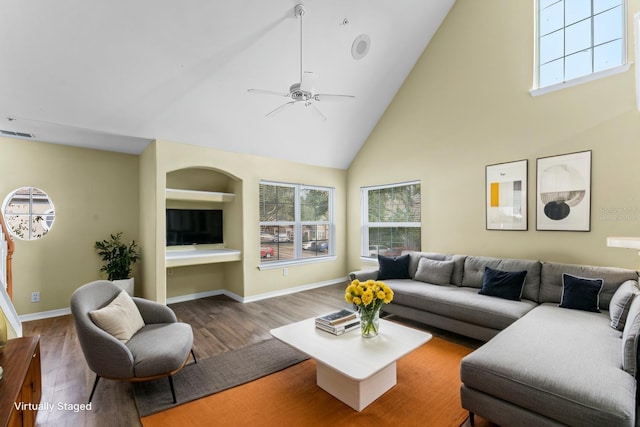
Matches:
[345,279,394,337]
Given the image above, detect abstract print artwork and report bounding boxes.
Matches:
[536,151,591,231]
[486,160,528,230]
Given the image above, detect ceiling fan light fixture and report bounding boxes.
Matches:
[351,34,371,60]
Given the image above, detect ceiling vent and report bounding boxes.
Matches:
[0,129,34,138]
[351,34,371,60]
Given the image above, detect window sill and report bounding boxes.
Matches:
[258,255,337,271]
[530,63,631,97]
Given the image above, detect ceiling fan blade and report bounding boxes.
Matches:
[308,103,327,121]
[265,101,297,118]
[248,89,290,97]
[313,93,355,102]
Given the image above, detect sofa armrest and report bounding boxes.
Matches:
[348,269,379,282]
[133,297,178,324]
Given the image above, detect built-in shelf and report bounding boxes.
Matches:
[165,188,235,203]
[166,247,242,268]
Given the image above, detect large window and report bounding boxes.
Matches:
[361,181,421,259]
[536,0,626,90]
[259,182,333,265]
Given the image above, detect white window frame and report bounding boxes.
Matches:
[531,0,629,96]
[360,180,421,262]
[259,181,335,270]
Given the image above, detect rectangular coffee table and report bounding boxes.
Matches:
[270,317,432,411]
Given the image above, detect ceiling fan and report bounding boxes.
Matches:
[248,4,354,120]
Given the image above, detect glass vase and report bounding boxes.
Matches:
[359,308,380,338]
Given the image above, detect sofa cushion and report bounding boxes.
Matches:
[89,290,145,343]
[479,267,527,301]
[540,262,638,309]
[559,274,603,313]
[621,296,640,376]
[610,280,638,331]
[414,257,455,285]
[462,256,541,302]
[377,254,411,280]
[461,304,635,426]
[406,252,466,285]
[387,279,536,330]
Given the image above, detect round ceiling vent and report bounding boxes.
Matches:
[351,34,371,60]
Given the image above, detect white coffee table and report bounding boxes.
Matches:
[270,317,432,411]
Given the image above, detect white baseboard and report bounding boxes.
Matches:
[166,277,346,305]
[19,277,346,321]
[19,307,71,323]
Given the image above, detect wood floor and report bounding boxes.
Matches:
[23,283,482,427]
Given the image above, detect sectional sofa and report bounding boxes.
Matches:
[349,251,640,426]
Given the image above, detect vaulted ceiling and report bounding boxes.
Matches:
[0,0,455,169]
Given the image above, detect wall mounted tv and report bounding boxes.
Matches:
[166,209,223,246]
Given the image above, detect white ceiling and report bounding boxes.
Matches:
[0,0,455,169]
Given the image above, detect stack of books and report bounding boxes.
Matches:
[315,309,359,335]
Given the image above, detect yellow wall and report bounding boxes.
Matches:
[347,0,640,271]
[143,140,348,302]
[1,137,139,315]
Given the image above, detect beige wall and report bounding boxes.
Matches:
[347,0,640,271]
[142,140,348,303]
[1,137,139,315]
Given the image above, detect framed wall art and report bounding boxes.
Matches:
[536,150,591,231]
[486,159,527,230]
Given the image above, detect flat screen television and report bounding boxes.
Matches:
[166,209,223,246]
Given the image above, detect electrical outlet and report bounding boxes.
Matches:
[31,291,40,303]
[283,268,289,276]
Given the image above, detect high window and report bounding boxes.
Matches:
[259,182,333,266]
[361,181,421,259]
[536,0,626,90]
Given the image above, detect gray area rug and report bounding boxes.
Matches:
[133,338,308,417]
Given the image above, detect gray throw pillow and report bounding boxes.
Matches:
[414,257,455,285]
[610,280,638,331]
[621,296,640,376]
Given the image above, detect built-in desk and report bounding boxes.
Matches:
[165,248,242,268]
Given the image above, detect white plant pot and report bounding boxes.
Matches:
[112,278,134,296]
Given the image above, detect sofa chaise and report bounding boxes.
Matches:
[349,251,640,426]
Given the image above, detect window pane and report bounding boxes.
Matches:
[259,225,294,262]
[300,188,329,222]
[540,30,564,64]
[565,49,592,80]
[302,224,330,258]
[259,184,294,222]
[368,227,421,258]
[540,0,564,36]
[565,19,591,56]
[539,58,564,86]
[594,0,623,14]
[594,39,623,72]
[594,5,623,45]
[368,184,421,223]
[565,0,590,25]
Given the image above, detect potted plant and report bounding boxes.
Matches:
[94,232,140,295]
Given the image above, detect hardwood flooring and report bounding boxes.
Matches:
[23,283,482,427]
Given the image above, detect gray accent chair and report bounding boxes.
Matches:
[70,280,196,403]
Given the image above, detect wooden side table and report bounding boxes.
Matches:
[0,336,41,427]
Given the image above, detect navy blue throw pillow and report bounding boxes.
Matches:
[479,267,527,301]
[559,274,603,313]
[377,254,411,280]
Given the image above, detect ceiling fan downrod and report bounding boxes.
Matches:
[295,4,306,85]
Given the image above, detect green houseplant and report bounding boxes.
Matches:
[94,232,140,282]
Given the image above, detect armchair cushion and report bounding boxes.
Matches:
[90,290,145,343]
[126,323,193,377]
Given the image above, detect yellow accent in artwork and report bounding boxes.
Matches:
[490,182,499,207]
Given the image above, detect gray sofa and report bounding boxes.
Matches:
[349,251,640,426]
